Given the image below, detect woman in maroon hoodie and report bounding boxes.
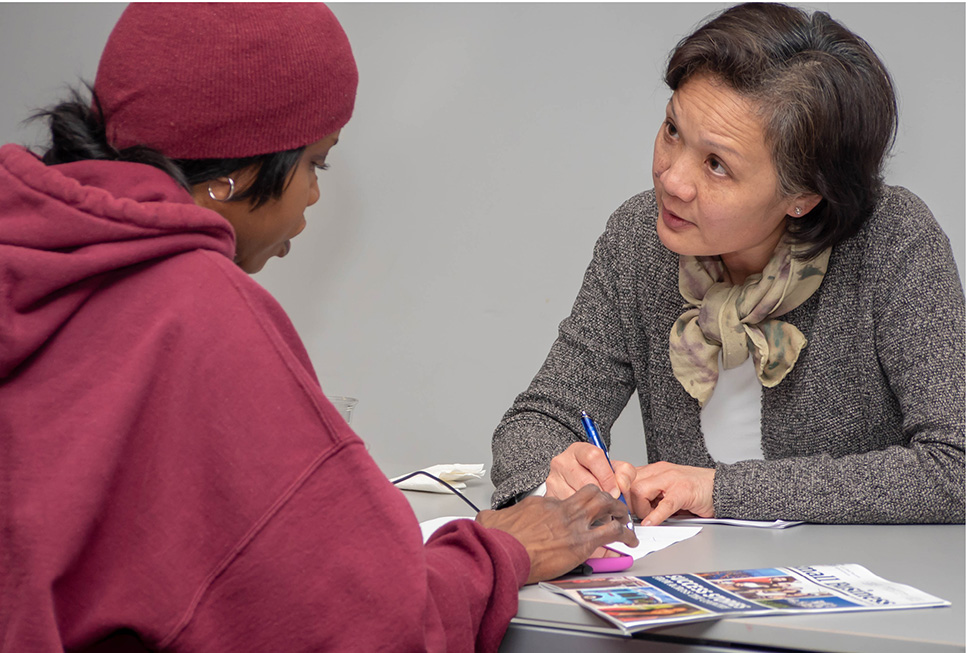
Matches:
[0,4,636,651]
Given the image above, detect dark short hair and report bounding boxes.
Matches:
[665,2,898,258]
[173,151,305,209]
[33,86,305,209]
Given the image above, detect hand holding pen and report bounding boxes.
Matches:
[579,411,635,530]
[545,412,716,527]
[543,413,638,521]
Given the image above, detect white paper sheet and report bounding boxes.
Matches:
[419,517,701,560]
[665,515,803,529]
[605,526,701,559]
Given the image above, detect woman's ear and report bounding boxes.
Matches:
[191,177,235,207]
[788,193,822,218]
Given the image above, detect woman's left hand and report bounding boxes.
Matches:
[627,462,715,526]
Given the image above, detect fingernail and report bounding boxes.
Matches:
[610,488,621,499]
[642,520,652,527]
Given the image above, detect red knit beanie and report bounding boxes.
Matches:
[94,2,358,159]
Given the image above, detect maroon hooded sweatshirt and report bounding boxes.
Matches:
[0,144,529,652]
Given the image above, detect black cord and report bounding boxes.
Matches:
[391,470,482,513]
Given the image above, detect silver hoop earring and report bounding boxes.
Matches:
[208,177,235,202]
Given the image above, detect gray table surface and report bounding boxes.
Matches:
[399,479,965,653]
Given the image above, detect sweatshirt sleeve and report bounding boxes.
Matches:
[156,259,530,652]
[167,440,530,653]
[425,520,531,652]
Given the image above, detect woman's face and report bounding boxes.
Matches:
[197,130,341,274]
[652,75,815,281]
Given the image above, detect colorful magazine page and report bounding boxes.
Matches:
[540,563,950,633]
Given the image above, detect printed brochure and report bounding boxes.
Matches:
[540,563,949,633]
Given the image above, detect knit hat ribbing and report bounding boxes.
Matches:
[94,2,358,159]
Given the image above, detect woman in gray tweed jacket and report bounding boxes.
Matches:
[491,3,965,525]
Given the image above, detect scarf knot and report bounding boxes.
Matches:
[669,239,830,407]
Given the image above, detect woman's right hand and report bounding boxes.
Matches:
[546,442,637,504]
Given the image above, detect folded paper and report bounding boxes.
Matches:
[392,463,486,493]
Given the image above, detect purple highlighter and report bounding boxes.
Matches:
[584,548,635,573]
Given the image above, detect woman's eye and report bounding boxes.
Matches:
[664,120,678,138]
[708,156,727,175]
[314,162,330,172]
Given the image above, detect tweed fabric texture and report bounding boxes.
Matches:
[94,2,357,158]
[491,186,965,524]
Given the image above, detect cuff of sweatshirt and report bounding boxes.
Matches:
[481,525,531,588]
[427,518,531,588]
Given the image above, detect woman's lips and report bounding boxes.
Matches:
[279,218,306,258]
[661,207,693,231]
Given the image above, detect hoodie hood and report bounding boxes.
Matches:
[0,144,235,378]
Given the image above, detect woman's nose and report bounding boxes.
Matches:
[307,175,321,208]
[657,155,696,203]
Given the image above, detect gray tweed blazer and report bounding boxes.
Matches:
[490,186,965,523]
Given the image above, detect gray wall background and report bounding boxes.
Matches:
[2,3,963,477]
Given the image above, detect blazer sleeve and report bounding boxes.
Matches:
[490,206,644,509]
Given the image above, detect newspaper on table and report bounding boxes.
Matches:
[540,563,949,634]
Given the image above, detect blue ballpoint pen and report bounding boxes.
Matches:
[580,410,635,530]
